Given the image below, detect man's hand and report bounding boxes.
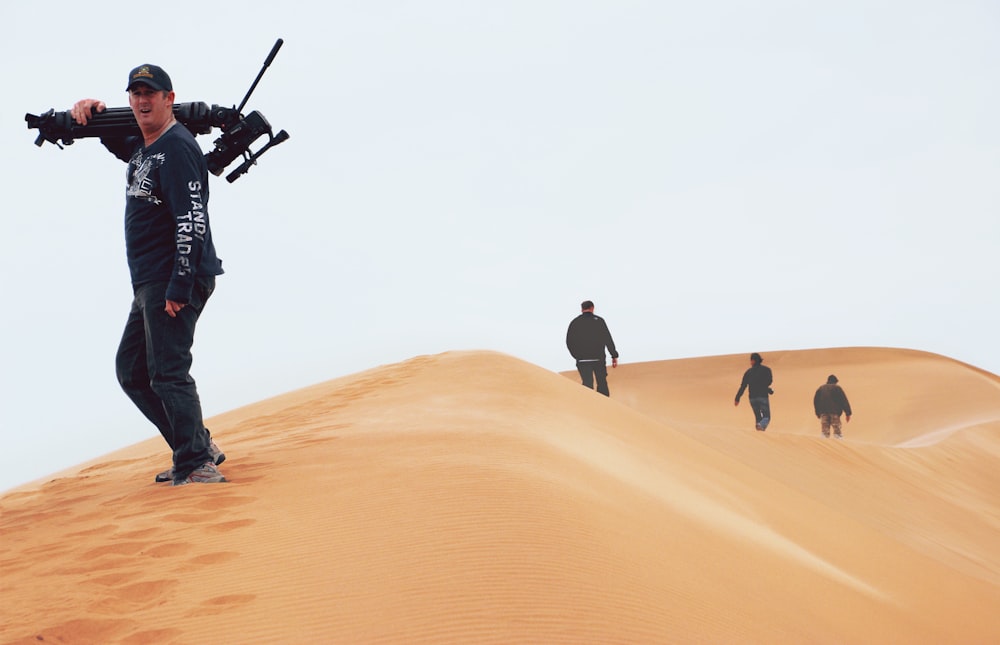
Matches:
[165,300,186,318]
[734,399,740,407]
[612,357,618,368]
[845,415,851,423]
[70,99,107,126]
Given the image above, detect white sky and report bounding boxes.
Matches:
[2,1,998,492]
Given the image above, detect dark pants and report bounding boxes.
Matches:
[749,396,771,430]
[115,278,214,479]
[577,361,610,397]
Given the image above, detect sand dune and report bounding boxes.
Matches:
[2,347,999,644]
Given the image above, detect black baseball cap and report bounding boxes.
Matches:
[126,64,172,92]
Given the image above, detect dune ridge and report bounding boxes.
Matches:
[2,347,999,644]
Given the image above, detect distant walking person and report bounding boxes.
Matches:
[566,300,619,397]
[814,374,852,439]
[734,352,773,431]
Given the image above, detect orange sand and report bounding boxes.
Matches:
[2,347,999,644]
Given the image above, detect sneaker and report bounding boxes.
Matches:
[208,438,226,466]
[834,434,844,440]
[173,461,227,486]
[755,424,763,431]
[154,437,225,482]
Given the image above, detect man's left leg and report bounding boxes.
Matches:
[758,397,771,430]
[749,397,770,430]
[140,280,215,480]
[830,414,843,438]
[594,363,610,397]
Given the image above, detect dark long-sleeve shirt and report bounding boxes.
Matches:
[566,312,618,363]
[735,363,772,401]
[102,124,223,303]
[814,383,852,416]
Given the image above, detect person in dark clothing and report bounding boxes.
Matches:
[814,374,853,439]
[566,300,619,397]
[71,64,227,486]
[734,352,773,431]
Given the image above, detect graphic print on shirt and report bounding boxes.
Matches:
[176,181,206,278]
[127,150,165,205]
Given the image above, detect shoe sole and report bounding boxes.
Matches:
[173,475,228,486]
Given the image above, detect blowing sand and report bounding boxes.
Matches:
[2,347,999,644]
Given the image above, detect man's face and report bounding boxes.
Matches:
[128,84,174,132]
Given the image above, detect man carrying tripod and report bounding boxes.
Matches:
[71,63,227,486]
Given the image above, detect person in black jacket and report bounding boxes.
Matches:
[814,374,852,439]
[71,64,226,486]
[566,300,619,396]
[734,352,773,431]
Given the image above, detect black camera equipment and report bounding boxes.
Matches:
[25,39,289,183]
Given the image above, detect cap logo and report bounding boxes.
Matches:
[132,66,154,81]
